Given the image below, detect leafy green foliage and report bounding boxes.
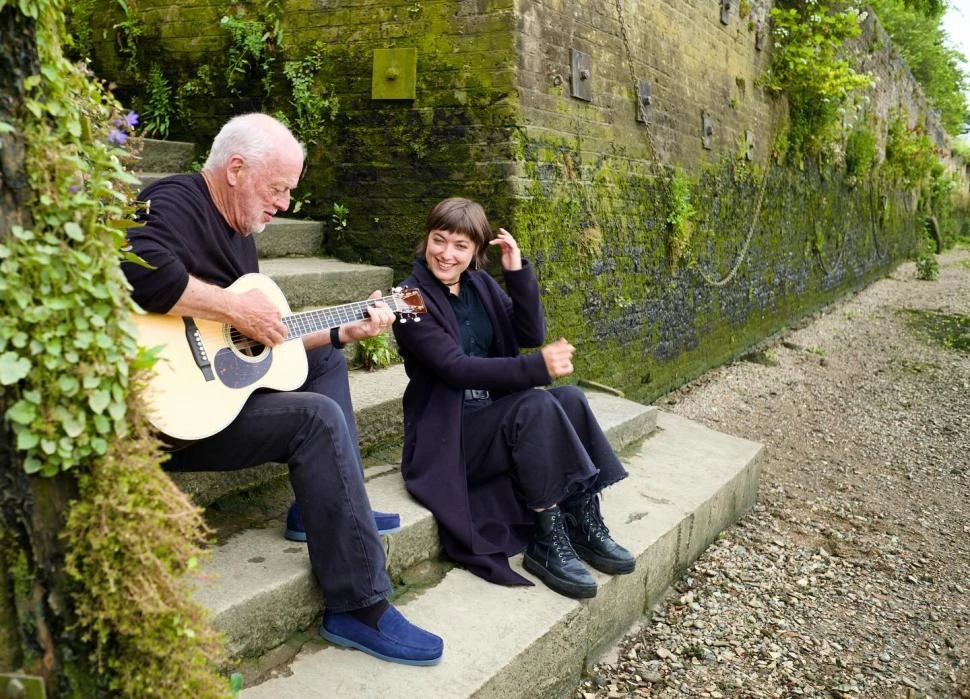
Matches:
[883,115,937,188]
[1,0,230,692]
[762,0,873,162]
[330,201,349,243]
[914,247,940,279]
[844,124,878,181]
[354,334,397,371]
[141,63,174,138]
[113,0,146,80]
[64,411,229,696]
[278,47,340,147]
[0,17,143,477]
[868,0,969,135]
[220,13,272,95]
[666,169,696,273]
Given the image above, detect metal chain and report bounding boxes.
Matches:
[695,165,770,287]
[810,211,848,277]
[614,0,647,124]
[585,1,776,287]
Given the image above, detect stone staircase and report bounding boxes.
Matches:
[133,138,764,698]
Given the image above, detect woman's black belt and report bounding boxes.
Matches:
[463,389,490,401]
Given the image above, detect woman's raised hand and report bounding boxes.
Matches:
[488,227,522,271]
[541,337,575,379]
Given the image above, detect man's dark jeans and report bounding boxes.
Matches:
[165,345,392,612]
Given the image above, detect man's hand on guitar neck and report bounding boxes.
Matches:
[313,290,396,350]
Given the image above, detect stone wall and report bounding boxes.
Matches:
[515,0,779,169]
[84,0,968,400]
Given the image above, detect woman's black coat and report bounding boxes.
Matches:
[392,258,551,585]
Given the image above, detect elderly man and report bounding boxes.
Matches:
[122,113,442,666]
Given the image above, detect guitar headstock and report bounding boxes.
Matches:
[389,287,426,323]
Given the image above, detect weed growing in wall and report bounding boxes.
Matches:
[666,169,697,274]
[884,115,936,189]
[354,334,397,371]
[844,124,878,183]
[279,47,339,147]
[141,63,174,138]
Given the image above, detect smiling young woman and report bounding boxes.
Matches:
[393,197,635,600]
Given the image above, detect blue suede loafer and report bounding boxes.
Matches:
[284,502,401,542]
[320,605,443,666]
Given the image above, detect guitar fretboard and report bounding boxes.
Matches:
[282,299,385,340]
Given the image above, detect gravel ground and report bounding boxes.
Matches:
[577,248,970,699]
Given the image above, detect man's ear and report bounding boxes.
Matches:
[226,154,246,186]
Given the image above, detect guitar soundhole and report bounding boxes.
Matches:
[227,326,267,360]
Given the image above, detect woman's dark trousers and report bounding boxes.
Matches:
[461,385,628,509]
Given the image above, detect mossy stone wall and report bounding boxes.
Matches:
[84,0,968,400]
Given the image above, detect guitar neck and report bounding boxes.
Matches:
[282,300,377,340]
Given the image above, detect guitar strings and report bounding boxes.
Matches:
[225,297,411,350]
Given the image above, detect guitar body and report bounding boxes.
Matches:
[135,274,309,441]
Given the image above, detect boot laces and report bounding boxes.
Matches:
[550,509,576,563]
[582,497,612,543]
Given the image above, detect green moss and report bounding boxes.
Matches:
[902,309,970,353]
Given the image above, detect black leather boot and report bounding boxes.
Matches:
[523,507,597,598]
[562,493,636,575]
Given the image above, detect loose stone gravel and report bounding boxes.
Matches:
[577,249,970,699]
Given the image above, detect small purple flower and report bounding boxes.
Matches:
[124,111,139,129]
[107,128,128,145]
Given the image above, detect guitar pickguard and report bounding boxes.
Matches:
[213,346,273,388]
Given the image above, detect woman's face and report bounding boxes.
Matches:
[425,229,477,286]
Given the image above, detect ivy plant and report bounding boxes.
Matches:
[1,0,230,694]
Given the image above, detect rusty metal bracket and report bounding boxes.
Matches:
[570,48,592,102]
[745,130,755,160]
[721,0,732,25]
[702,111,714,149]
[636,79,653,123]
[371,48,417,100]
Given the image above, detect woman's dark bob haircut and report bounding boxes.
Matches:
[418,197,493,269]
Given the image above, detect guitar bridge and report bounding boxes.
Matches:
[183,317,215,381]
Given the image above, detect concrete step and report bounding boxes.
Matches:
[170,364,411,507]
[254,218,324,258]
[131,137,196,173]
[190,391,660,660]
[259,257,394,310]
[236,410,763,697]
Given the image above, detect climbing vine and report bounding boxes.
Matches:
[1,0,229,694]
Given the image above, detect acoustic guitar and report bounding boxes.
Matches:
[132,272,425,441]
